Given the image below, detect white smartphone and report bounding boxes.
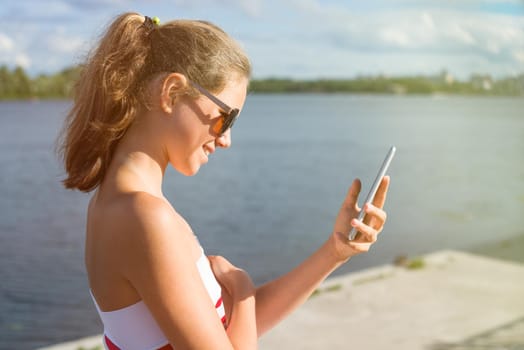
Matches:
[348,146,396,240]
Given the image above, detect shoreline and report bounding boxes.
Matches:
[467,233,524,265]
[2,92,524,103]
[37,239,524,350]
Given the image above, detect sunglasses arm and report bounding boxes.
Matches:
[189,81,233,114]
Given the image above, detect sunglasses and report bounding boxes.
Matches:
[189,80,240,136]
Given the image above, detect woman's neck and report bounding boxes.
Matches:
[104,118,168,198]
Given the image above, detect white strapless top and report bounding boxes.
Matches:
[90,248,225,350]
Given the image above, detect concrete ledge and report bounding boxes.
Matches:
[259,250,524,349]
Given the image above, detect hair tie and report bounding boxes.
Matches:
[143,16,160,35]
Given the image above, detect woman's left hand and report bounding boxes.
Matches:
[330,176,390,262]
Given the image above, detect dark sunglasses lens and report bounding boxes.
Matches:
[220,109,239,134]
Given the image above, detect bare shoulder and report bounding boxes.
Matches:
[117,192,198,261]
[87,191,199,281]
[123,192,192,238]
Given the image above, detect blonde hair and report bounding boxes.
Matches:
[58,12,251,192]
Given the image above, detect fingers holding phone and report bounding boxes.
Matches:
[329,146,394,261]
[352,176,390,241]
[348,146,395,240]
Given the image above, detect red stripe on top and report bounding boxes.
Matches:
[104,335,173,350]
[215,296,223,308]
[215,296,228,327]
[104,336,120,350]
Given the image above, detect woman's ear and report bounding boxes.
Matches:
[160,73,188,114]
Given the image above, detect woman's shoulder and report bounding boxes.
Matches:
[111,192,201,283]
[120,191,192,237]
[89,190,192,244]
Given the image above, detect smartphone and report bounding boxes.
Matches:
[348,146,396,240]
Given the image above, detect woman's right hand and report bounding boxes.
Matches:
[329,176,390,262]
[208,255,255,300]
[209,256,257,348]
[208,256,255,331]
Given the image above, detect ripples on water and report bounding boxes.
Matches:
[1,95,523,348]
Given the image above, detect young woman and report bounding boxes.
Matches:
[58,12,390,350]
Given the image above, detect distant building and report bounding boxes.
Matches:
[439,70,454,85]
[470,74,493,91]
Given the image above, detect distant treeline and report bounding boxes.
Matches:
[249,74,524,96]
[0,65,81,100]
[0,65,523,100]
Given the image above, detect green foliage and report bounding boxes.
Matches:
[0,65,522,100]
[0,66,31,99]
[250,74,524,96]
[406,257,426,270]
[394,255,426,270]
[0,65,81,100]
[310,283,343,298]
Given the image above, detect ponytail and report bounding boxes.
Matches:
[59,13,154,192]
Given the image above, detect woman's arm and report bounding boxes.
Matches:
[122,193,257,349]
[255,177,390,336]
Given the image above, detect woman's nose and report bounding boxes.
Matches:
[216,129,231,148]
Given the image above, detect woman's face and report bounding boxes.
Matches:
[167,77,249,176]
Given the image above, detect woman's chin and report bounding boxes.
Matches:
[171,155,207,176]
[175,163,202,177]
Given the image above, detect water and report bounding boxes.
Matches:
[1,95,523,348]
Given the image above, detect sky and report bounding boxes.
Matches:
[0,0,523,80]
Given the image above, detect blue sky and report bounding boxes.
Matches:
[0,0,523,79]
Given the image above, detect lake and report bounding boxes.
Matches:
[0,94,523,348]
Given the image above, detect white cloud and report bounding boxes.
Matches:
[0,32,30,69]
[15,53,31,69]
[380,28,412,48]
[515,50,524,63]
[46,34,85,54]
[241,0,524,78]
[446,25,476,46]
[0,33,14,52]
[486,41,501,54]
[421,12,435,30]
